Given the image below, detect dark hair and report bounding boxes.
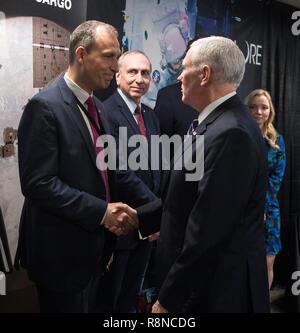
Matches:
[69,20,118,64]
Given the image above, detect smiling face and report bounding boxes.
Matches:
[116,53,151,104]
[80,28,120,91]
[248,94,271,128]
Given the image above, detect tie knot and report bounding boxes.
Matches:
[86,95,97,115]
[85,96,99,127]
[188,119,199,135]
[135,105,141,115]
[86,96,94,109]
[134,105,147,139]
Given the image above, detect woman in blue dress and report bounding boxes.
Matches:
[245,89,286,288]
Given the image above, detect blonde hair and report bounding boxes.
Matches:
[245,89,279,149]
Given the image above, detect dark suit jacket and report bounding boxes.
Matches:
[154,82,198,138]
[103,91,160,249]
[0,207,13,272]
[138,95,270,313]
[16,76,120,293]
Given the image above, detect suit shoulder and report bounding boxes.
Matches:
[29,83,60,104]
[24,86,60,116]
[102,94,119,116]
[141,103,153,112]
[102,93,117,107]
[157,82,180,97]
[220,102,254,127]
[214,108,260,144]
[142,103,159,123]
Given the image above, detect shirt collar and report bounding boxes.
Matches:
[117,88,140,116]
[197,91,236,125]
[64,73,91,106]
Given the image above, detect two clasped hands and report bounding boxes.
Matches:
[103,202,139,236]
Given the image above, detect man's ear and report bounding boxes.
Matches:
[200,65,211,86]
[115,71,121,86]
[75,46,85,65]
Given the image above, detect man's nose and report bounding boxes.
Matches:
[135,72,144,83]
[111,58,119,73]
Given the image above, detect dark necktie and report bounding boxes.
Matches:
[187,119,199,136]
[135,105,147,139]
[86,96,111,202]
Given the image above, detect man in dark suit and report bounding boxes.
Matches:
[125,36,270,312]
[15,21,137,313]
[100,51,160,312]
[0,207,12,273]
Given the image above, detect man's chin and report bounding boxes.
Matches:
[130,91,144,98]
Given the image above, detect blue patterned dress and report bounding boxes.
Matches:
[265,133,286,255]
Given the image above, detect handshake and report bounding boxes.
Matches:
[103,202,139,236]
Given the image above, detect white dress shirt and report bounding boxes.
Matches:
[64,73,95,142]
[196,91,237,127]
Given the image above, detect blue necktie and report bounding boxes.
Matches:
[187,119,199,136]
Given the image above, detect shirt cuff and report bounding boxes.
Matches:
[100,208,108,225]
[138,230,148,240]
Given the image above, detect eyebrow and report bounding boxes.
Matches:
[103,49,121,56]
[127,67,151,72]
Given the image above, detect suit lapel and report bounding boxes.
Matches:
[141,103,161,190]
[57,77,98,170]
[174,96,242,167]
[115,92,141,136]
[172,95,240,175]
[94,98,110,135]
[140,104,153,143]
[161,95,242,198]
[114,92,152,161]
[94,98,116,191]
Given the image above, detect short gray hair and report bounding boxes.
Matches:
[118,50,152,72]
[189,36,245,87]
[69,20,118,64]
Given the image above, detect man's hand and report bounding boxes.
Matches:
[103,202,138,236]
[151,300,168,313]
[148,232,160,242]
